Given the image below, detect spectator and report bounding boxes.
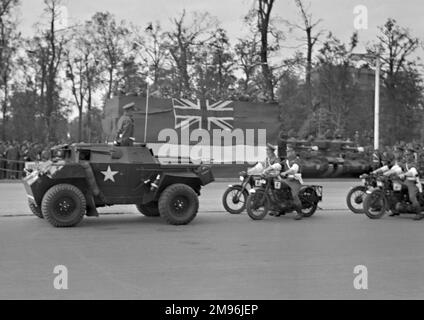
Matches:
[41,147,51,161]
[0,141,6,180]
[6,141,20,179]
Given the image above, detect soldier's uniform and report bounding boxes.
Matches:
[282,155,303,211]
[402,150,424,221]
[270,145,304,220]
[6,143,20,179]
[0,143,5,179]
[248,143,279,175]
[116,103,135,147]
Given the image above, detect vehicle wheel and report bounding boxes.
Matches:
[158,184,199,225]
[299,188,319,218]
[41,184,86,228]
[363,189,387,220]
[246,190,269,220]
[136,202,160,217]
[222,185,248,214]
[29,200,43,219]
[301,202,318,218]
[346,186,367,214]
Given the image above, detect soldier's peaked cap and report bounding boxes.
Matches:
[123,102,136,110]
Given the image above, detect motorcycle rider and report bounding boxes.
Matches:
[247,143,279,175]
[372,151,402,176]
[400,149,424,221]
[263,144,304,220]
[377,154,405,217]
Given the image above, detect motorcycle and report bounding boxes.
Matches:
[245,173,323,220]
[222,171,262,214]
[346,173,378,214]
[363,175,424,219]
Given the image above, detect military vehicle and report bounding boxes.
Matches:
[278,137,371,178]
[23,143,214,227]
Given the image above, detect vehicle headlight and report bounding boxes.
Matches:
[377,181,383,187]
[240,176,245,182]
[260,179,267,185]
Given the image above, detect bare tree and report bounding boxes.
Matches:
[137,22,168,87]
[289,0,324,110]
[256,0,276,102]
[41,0,67,142]
[234,35,260,95]
[165,10,218,98]
[90,12,130,100]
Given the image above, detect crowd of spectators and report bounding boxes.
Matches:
[2,136,424,180]
[0,141,53,180]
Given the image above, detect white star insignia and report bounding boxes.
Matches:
[101,166,119,183]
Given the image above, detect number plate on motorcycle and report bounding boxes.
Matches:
[377,181,383,187]
[274,181,281,189]
[393,183,402,191]
[255,180,261,187]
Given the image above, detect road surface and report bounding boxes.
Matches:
[0,180,423,300]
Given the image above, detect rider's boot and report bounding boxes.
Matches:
[413,205,423,221]
[294,205,303,221]
[413,211,424,221]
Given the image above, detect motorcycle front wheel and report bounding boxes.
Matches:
[346,186,367,214]
[246,190,270,221]
[363,189,387,219]
[222,185,248,214]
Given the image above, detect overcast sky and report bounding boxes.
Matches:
[16,0,424,56]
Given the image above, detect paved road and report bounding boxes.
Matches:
[0,181,424,300]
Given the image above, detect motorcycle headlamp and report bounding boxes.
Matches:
[239,176,245,182]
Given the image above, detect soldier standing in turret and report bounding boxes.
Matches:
[115,102,135,147]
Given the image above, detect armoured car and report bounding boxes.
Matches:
[23,143,214,227]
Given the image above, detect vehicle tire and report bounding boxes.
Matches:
[41,184,86,228]
[158,184,199,225]
[363,189,387,220]
[301,203,318,217]
[222,185,248,214]
[299,188,319,217]
[346,186,367,214]
[29,200,43,219]
[136,202,160,217]
[246,190,270,220]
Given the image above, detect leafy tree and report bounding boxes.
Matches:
[0,0,20,140]
[368,18,422,144]
[193,28,236,101]
[90,12,131,100]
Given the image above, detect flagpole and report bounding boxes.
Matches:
[144,83,150,144]
[374,56,380,151]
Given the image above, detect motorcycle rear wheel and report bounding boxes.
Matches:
[363,189,387,219]
[246,190,270,221]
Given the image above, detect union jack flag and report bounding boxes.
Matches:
[172,98,234,131]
